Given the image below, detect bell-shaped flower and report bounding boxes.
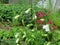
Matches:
[37,12,43,18]
[52,25,57,29]
[48,20,53,24]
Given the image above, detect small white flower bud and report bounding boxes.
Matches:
[14,15,20,19]
[40,19,44,21]
[16,38,19,43]
[25,8,31,13]
[15,33,19,38]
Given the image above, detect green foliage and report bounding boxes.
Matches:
[0,27,45,45]
[0,4,32,26]
[0,4,60,45]
[0,27,60,45]
[0,0,9,4]
[48,12,60,27]
[0,4,21,22]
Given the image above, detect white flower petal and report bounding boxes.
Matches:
[43,24,50,32]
